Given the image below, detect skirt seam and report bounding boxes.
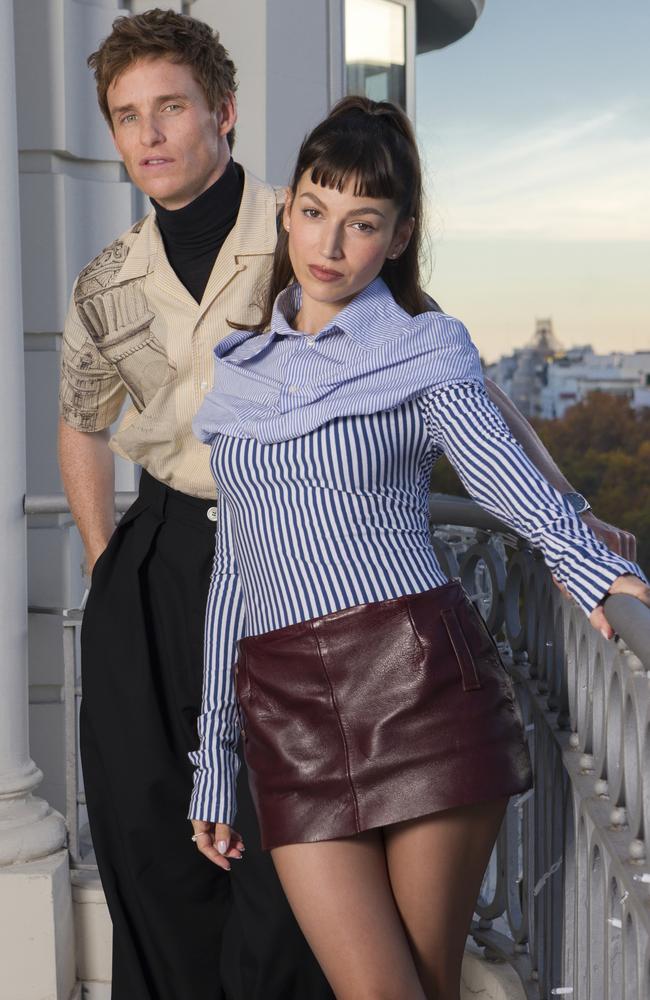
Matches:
[311,623,362,833]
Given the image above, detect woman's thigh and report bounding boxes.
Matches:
[271,830,426,1000]
[384,798,508,1000]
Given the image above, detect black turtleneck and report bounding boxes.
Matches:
[151,158,244,303]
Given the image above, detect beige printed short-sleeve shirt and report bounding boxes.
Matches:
[59,171,282,499]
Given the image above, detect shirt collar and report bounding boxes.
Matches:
[271,277,403,350]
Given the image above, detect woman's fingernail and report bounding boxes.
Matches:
[217,840,228,854]
[601,629,610,640]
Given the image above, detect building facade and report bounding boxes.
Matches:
[487,323,650,421]
[1,2,484,998]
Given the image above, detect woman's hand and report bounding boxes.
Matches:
[190,818,245,871]
[589,574,650,640]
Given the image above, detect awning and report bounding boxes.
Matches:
[417,0,484,53]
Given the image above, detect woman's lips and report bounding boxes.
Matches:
[308,264,344,282]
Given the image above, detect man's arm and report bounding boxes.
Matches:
[484,378,636,560]
[58,418,116,573]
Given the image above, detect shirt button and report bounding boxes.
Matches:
[305,338,316,347]
[207,506,218,522]
[288,385,300,394]
[201,381,208,390]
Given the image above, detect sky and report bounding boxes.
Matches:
[415,0,650,362]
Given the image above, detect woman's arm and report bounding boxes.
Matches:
[421,381,648,618]
[484,378,635,560]
[188,492,246,847]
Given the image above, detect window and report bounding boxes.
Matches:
[345,0,407,109]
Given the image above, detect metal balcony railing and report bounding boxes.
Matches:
[26,491,650,997]
[428,494,650,1000]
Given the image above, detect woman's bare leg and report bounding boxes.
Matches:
[271,829,426,1000]
[384,797,508,1000]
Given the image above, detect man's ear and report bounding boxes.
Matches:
[218,92,238,137]
[109,126,123,159]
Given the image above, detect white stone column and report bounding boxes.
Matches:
[0,1,75,997]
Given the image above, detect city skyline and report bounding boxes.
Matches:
[416,0,649,363]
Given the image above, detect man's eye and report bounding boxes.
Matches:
[163,103,182,112]
[120,114,137,125]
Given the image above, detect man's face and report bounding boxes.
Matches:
[107,57,236,210]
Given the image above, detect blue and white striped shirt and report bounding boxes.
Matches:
[188,278,644,824]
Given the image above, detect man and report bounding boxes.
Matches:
[58,9,634,1000]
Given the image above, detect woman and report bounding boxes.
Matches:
[188,97,648,999]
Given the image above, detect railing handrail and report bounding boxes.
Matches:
[24,492,137,515]
[429,495,650,667]
[25,491,650,664]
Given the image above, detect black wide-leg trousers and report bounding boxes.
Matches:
[80,470,334,1000]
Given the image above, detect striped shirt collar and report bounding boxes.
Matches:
[270,277,400,350]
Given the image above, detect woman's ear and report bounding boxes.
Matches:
[282,189,293,233]
[388,216,415,259]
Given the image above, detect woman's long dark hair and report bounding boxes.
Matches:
[235,95,431,332]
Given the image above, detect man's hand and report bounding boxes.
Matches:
[589,574,650,640]
[84,542,111,578]
[190,818,244,871]
[581,511,637,562]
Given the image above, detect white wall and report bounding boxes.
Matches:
[192,0,344,185]
[14,0,135,818]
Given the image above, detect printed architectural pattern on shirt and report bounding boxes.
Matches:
[66,217,177,424]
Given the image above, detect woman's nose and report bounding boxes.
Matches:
[320,226,344,260]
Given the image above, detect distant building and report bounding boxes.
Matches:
[486,324,650,419]
[489,319,563,418]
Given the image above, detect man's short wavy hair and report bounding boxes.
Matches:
[88,8,238,147]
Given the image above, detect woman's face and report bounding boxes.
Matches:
[284,170,414,324]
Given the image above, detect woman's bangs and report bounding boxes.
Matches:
[307,137,396,201]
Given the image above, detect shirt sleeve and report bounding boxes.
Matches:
[188,491,246,825]
[421,380,647,616]
[59,285,126,432]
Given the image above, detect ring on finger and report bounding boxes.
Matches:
[191,832,212,842]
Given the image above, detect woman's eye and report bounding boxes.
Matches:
[303,208,321,219]
[352,222,375,232]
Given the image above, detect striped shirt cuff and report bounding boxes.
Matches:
[551,546,647,617]
[187,747,240,825]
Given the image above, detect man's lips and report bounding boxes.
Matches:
[308,264,344,282]
[140,157,174,167]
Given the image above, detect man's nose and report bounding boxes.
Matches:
[139,116,165,146]
[320,224,344,260]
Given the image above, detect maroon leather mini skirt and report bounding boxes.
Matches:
[235,581,532,850]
